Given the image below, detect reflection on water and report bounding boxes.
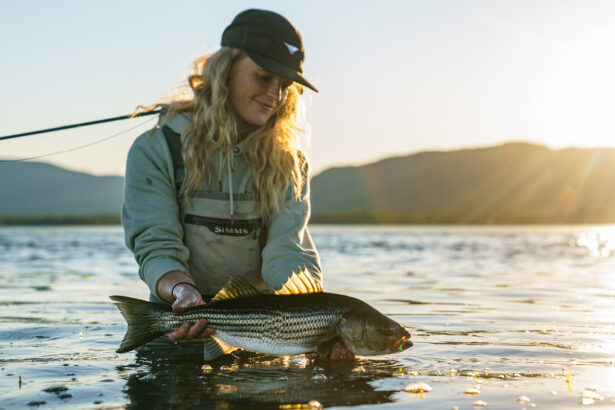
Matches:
[123,344,399,409]
[576,225,615,257]
[0,225,614,408]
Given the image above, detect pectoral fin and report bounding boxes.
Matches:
[203,335,240,361]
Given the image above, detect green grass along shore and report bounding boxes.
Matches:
[2,211,614,225]
[0,213,122,225]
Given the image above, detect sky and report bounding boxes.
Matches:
[1,0,614,176]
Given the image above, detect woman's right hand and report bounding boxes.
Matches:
[168,283,214,343]
[157,271,215,343]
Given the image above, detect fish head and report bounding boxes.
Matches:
[338,308,412,355]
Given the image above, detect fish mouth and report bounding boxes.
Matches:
[390,332,413,352]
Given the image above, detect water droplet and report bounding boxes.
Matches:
[312,374,327,381]
[518,395,531,403]
[582,390,604,401]
[464,387,480,395]
[404,382,432,393]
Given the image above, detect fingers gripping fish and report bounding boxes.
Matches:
[111,273,412,360]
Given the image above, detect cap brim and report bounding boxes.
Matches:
[243,49,319,93]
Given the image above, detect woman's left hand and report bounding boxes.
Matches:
[305,342,355,360]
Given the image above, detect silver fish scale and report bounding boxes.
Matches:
[208,307,343,338]
[211,307,346,354]
[161,304,347,351]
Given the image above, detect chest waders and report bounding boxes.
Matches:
[161,126,269,294]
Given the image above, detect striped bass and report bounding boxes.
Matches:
[111,274,412,360]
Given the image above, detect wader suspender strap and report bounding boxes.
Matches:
[161,126,184,192]
[160,125,269,252]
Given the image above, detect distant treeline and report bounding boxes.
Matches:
[2,211,614,226]
[310,210,615,224]
[0,213,121,225]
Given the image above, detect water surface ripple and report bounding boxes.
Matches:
[1,225,614,409]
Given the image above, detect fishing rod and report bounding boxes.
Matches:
[0,117,157,163]
[0,109,162,142]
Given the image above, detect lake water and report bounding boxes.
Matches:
[0,225,614,409]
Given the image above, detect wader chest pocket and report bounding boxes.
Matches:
[184,214,261,238]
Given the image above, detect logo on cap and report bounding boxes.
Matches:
[284,42,299,55]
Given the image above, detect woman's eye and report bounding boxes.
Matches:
[259,74,272,82]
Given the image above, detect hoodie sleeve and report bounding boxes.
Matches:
[121,129,190,299]
[260,165,322,292]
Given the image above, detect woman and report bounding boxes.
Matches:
[122,9,352,359]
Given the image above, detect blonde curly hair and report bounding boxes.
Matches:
[137,47,307,222]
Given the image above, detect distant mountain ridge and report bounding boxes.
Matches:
[2,142,615,223]
[310,142,615,223]
[0,161,123,216]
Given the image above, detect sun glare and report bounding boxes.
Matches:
[576,226,615,257]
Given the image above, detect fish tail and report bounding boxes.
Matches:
[110,295,170,353]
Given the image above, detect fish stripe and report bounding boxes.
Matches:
[111,292,412,357]
[162,306,345,348]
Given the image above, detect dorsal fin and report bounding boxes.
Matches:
[274,269,322,295]
[209,275,260,303]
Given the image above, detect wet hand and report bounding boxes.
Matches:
[306,342,355,360]
[167,283,215,343]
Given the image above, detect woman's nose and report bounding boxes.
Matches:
[266,79,285,101]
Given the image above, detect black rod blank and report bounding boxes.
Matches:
[0,109,162,142]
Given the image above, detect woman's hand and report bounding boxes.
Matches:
[157,270,215,343]
[306,342,355,360]
[168,284,214,343]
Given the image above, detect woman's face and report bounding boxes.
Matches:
[228,54,292,133]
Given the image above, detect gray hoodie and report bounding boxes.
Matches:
[122,114,322,302]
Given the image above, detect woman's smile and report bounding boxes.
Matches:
[254,99,275,111]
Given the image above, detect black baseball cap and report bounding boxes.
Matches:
[221,9,318,92]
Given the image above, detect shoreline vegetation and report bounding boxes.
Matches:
[1,211,614,226]
[310,210,615,224]
[0,214,122,225]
